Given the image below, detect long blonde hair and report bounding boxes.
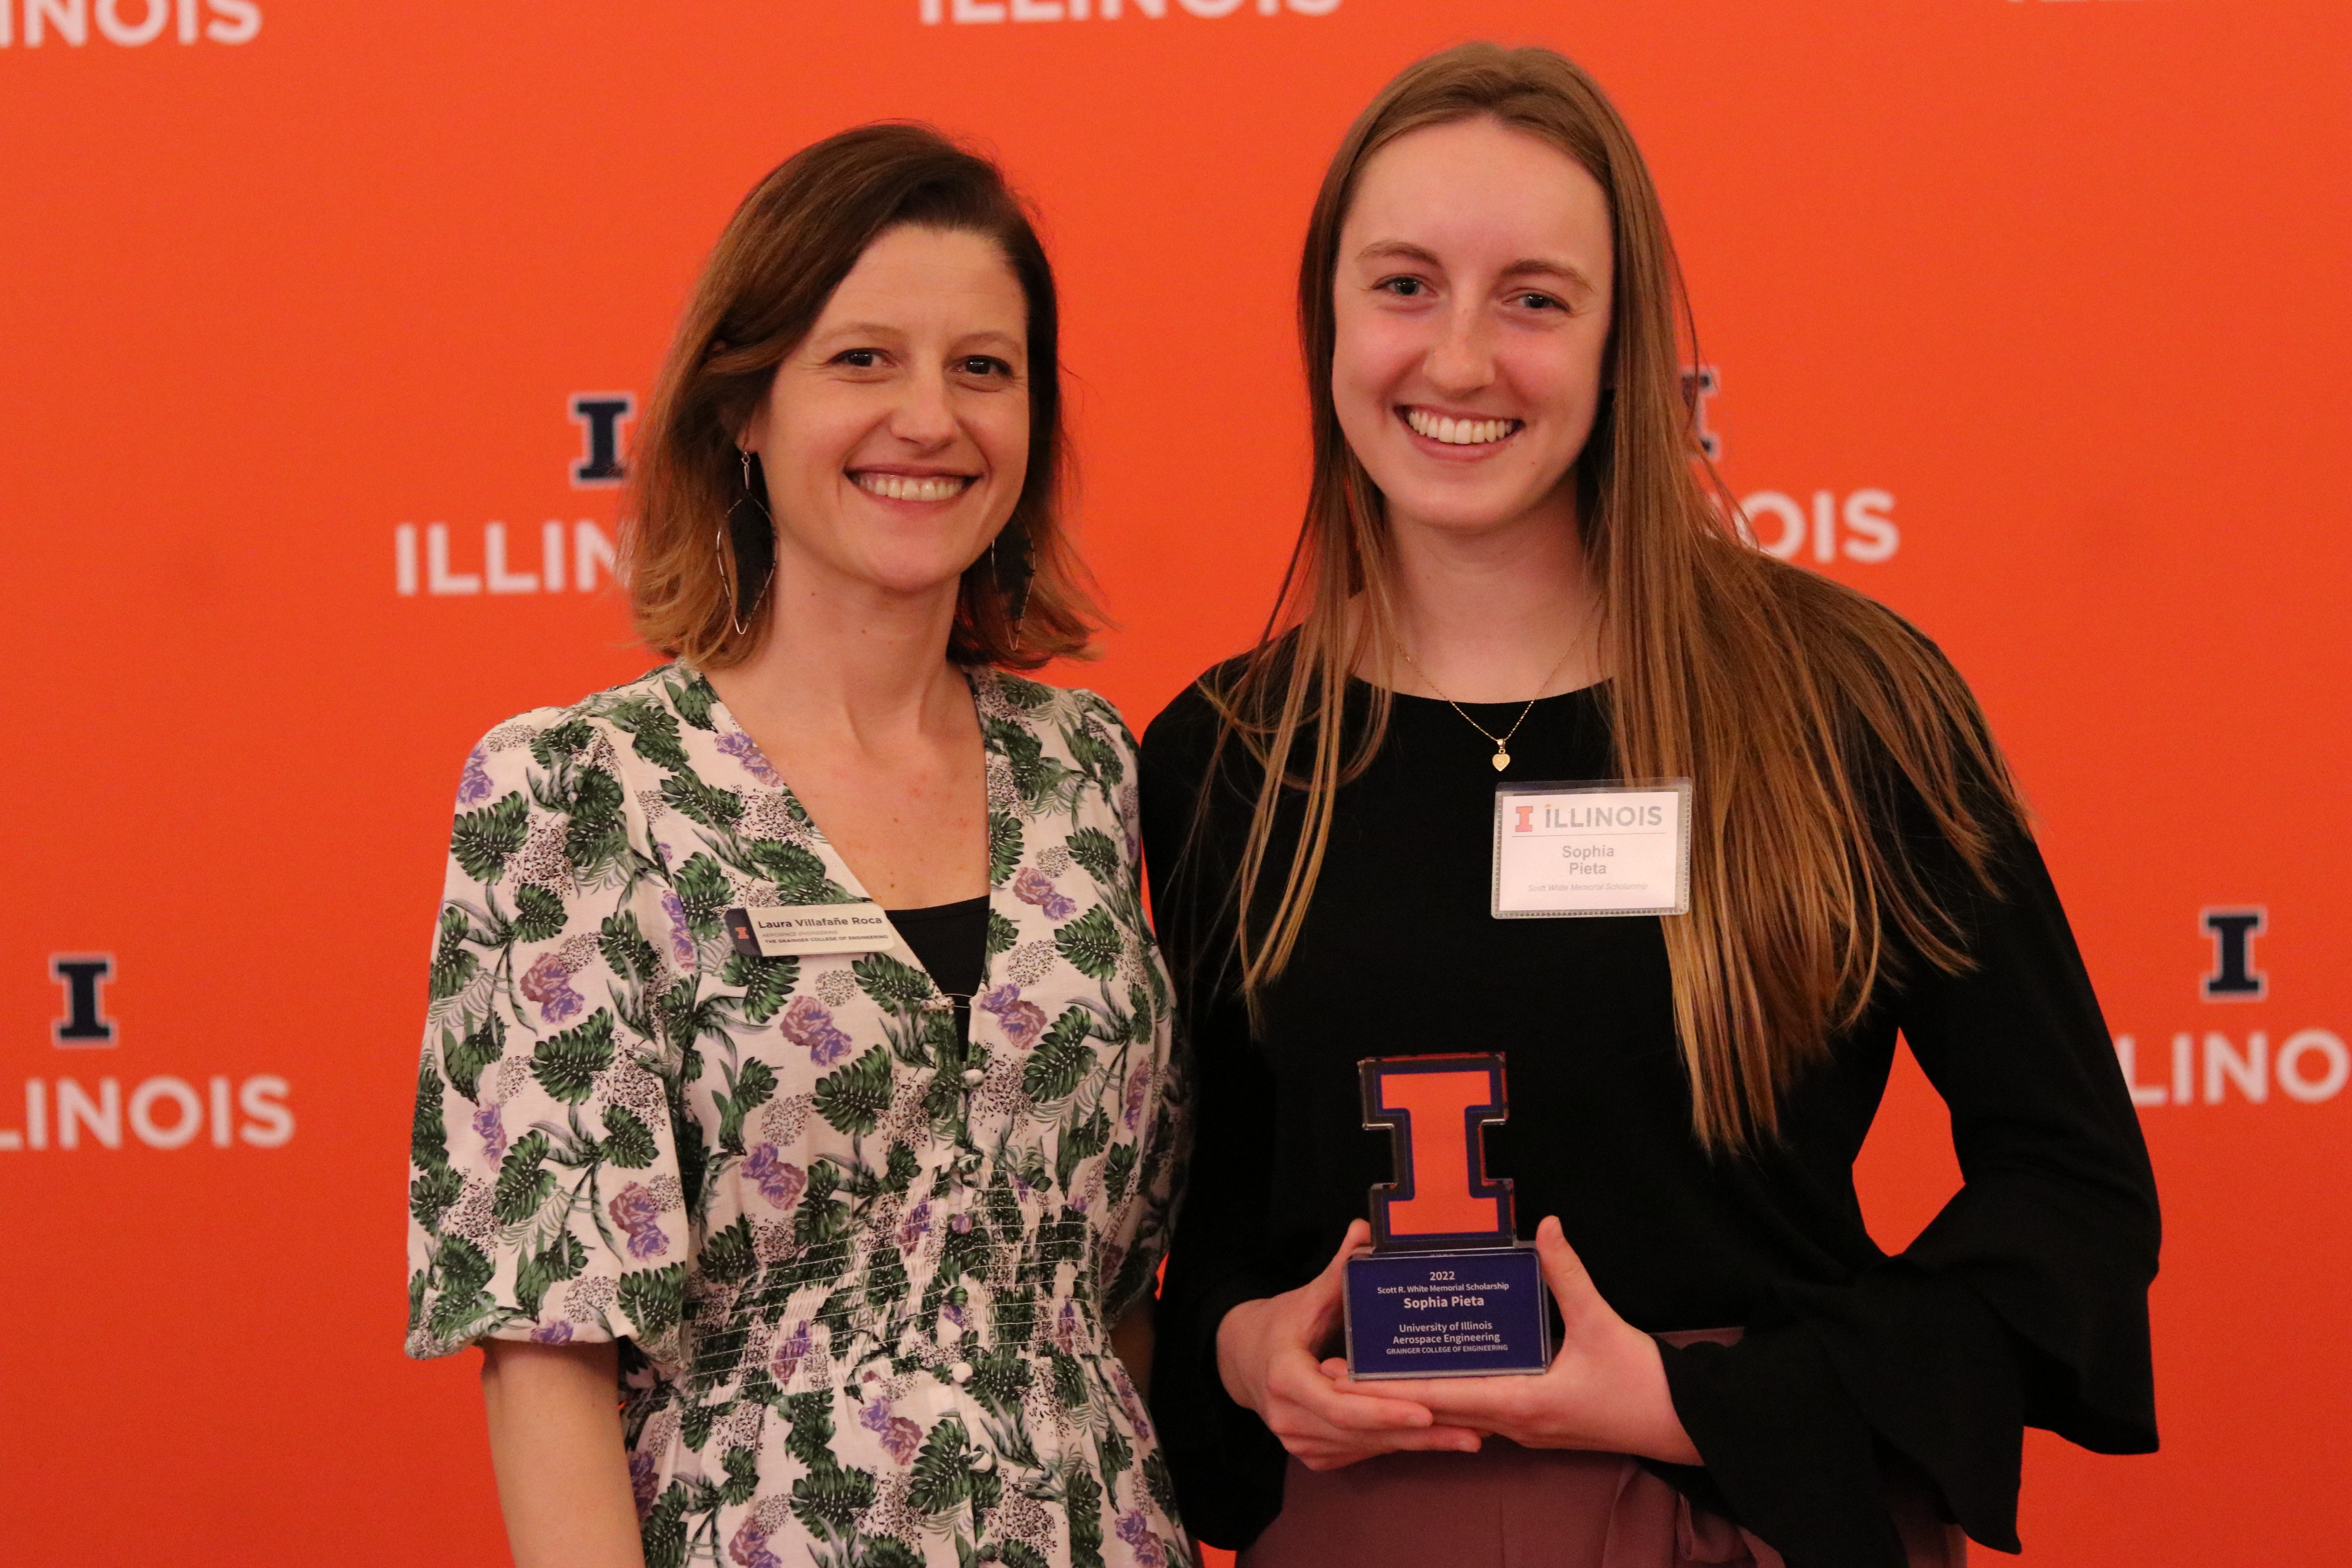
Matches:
[1207,43,2018,1151]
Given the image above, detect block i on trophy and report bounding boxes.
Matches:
[1343,1053,1552,1379]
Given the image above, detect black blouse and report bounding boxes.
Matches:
[1139,672,2158,1567]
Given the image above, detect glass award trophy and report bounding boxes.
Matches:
[1343,1053,1552,1379]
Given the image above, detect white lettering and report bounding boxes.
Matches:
[2204,1031,2266,1104]
[952,0,1006,19]
[1742,491,1806,560]
[1841,489,1899,562]
[2277,1030,2349,1103]
[210,1074,234,1147]
[395,523,420,595]
[541,521,567,592]
[483,522,539,594]
[28,0,89,47]
[575,519,615,592]
[426,523,481,595]
[2114,1035,2165,1107]
[95,0,168,45]
[240,1074,295,1146]
[57,1077,121,1149]
[130,1076,203,1148]
[203,0,259,44]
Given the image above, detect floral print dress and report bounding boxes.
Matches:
[406,662,1189,1568]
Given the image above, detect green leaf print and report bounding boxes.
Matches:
[658,769,744,832]
[1022,1012,1096,1104]
[531,1011,616,1104]
[601,1104,659,1169]
[783,1392,836,1466]
[720,1444,760,1507]
[668,675,718,731]
[617,699,689,771]
[1065,1456,1106,1568]
[1054,1107,1110,1194]
[1142,1449,1180,1519]
[994,1545,1051,1568]
[719,1057,777,1152]
[789,1461,876,1537]
[963,1345,1031,1421]
[451,791,530,882]
[1053,906,1122,981]
[1102,1142,1138,1205]
[1065,722,1123,787]
[795,1163,852,1245]
[857,1538,923,1568]
[514,1231,586,1317]
[491,1131,557,1223]
[510,884,566,944]
[852,953,932,1011]
[1064,827,1120,886]
[994,672,1054,711]
[749,837,852,904]
[411,1060,448,1169]
[599,910,664,987]
[428,907,478,1002]
[617,1262,686,1335]
[529,720,596,769]
[427,1236,496,1339]
[985,907,1020,956]
[813,1046,893,1137]
[987,811,1024,886]
[906,1416,973,1515]
[702,1214,756,1284]
[720,949,798,1024]
[408,1164,463,1229]
[671,853,731,937]
[444,1017,503,1102]
[641,1485,690,1568]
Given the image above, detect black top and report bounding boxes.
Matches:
[884,895,989,1045]
[1139,673,2159,1568]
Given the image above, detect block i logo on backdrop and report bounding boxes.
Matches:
[0,955,294,1153]
[2111,906,2348,1110]
[394,392,630,599]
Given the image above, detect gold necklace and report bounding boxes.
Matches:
[1395,639,1579,773]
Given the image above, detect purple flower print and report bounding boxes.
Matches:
[949,1212,973,1234]
[716,729,782,787]
[519,950,584,1025]
[770,1319,812,1385]
[1053,1298,1081,1355]
[659,891,696,965]
[529,1319,573,1345]
[608,1182,669,1260]
[1116,1510,1167,1568]
[1123,1061,1152,1130]
[778,996,853,1066]
[897,1199,933,1251]
[1113,1357,1153,1438]
[628,1451,660,1522]
[743,1144,806,1210]
[1012,866,1077,922]
[860,1397,924,1465]
[728,1517,781,1568]
[457,746,494,806]
[470,1102,508,1164]
[978,984,1048,1050]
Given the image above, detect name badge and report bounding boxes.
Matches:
[724,902,894,957]
[1490,779,1692,918]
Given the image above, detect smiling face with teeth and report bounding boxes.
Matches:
[1332,115,1615,543]
[739,223,1030,608]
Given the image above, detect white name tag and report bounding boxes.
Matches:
[724,902,895,957]
[1490,780,1693,918]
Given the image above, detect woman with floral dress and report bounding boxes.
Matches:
[405,125,1187,1568]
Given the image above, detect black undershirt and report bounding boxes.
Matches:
[884,895,988,1044]
[1140,669,2159,1567]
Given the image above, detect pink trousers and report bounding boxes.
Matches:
[1236,1334,1966,1568]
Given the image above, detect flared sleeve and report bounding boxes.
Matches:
[404,717,691,1368]
[1138,689,1296,1546]
[1659,818,2161,1565]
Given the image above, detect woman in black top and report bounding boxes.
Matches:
[1141,44,2157,1568]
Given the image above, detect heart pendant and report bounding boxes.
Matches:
[1491,751,1510,772]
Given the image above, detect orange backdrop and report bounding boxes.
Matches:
[3,1,2346,1562]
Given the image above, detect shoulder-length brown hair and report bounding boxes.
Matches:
[1209,44,2020,1151]
[624,122,1096,671]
